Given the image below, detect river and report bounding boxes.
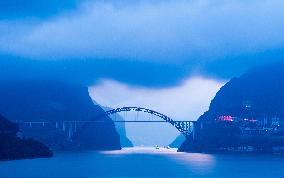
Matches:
[1,147,284,178]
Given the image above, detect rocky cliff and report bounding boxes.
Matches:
[0,114,52,160]
[0,80,121,150]
[179,63,284,152]
[101,106,133,147]
[169,134,185,148]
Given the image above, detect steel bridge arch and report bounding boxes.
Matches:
[105,107,195,137]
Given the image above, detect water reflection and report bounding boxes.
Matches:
[101,147,178,155]
[102,147,216,176]
[169,153,216,175]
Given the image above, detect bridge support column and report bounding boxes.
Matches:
[62,122,66,132]
[74,121,77,132]
[192,122,195,140]
[68,123,73,141]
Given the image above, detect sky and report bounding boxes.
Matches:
[1,1,284,82]
[1,0,284,145]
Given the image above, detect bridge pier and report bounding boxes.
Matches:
[68,123,73,141]
[192,122,195,140]
[62,122,66,132]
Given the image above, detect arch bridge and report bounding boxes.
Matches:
[105,107,196,138]
[19,106,197,139]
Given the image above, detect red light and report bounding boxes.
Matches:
[218,115,234,122]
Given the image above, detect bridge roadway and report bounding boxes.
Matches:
[17,106,197,139]
[19,120,196,140]
[19,120,192,123]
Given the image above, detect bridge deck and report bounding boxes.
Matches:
[113,120,190,122]
[20,120,193,123]
[18,106,196,138]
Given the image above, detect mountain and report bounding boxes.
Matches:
[0,114,52,160]
[179,63,284,152]
[0,80,121,150]
[169,134,185,148]
[101,106,133,147]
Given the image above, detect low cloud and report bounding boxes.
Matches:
[89,77,224,120]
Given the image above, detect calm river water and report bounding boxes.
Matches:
[1,147,284,178]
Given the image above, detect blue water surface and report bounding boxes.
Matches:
[0,148,284,178]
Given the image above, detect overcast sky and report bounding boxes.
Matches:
[1,0,284,144]
[1,0,284,83]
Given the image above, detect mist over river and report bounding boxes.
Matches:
[1,147,284,178]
